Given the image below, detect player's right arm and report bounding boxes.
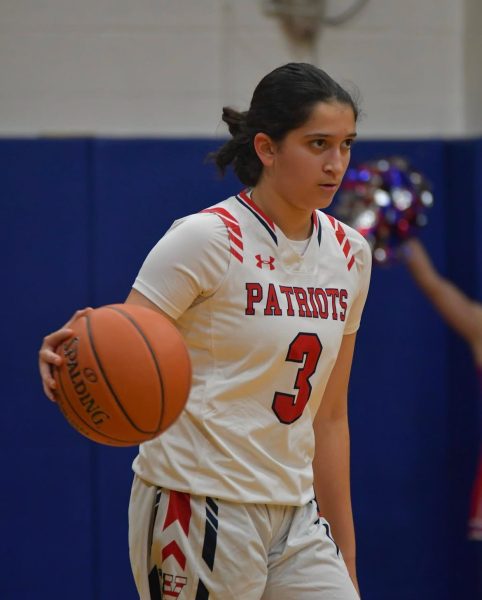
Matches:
[125,288,175,324]
[39,211,229,402]
[38,294,172,403]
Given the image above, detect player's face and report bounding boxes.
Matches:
[269,101,356,211]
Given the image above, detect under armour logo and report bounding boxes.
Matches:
[162,573,188,598]
[255,254,275,270]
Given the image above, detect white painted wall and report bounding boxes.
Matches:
[464,0,482,135]
[0,0,476,137]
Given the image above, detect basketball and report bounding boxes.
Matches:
[53,304,191,446]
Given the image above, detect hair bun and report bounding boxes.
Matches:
[222,107,248,137]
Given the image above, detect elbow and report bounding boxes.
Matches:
[314,401,349,429]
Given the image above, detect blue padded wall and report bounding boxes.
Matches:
[0,137,480,599]
[0,140,95,599]
[443,140,481,600]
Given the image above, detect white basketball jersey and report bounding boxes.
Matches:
[132,191,371,505]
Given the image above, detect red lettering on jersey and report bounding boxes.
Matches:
[325,288,340,320]
[339,289,348,321]
[245,283,263,315]
[314,288,329,319]
[264,283,282,316]
[293,287,313,317]
[307,288,319,318]
[255,254,275,270]
[245,283,349,321]
[279,286,295,316]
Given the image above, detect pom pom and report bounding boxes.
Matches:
[334,156,433,264]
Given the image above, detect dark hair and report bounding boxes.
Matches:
[211,62,360,186]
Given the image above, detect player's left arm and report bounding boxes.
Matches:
[403,238,482,363]
[312,331,359,595]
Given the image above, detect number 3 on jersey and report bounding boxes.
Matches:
[272,333,322,424]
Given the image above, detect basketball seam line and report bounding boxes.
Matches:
[56,351,145,445]
[86,311,162,435]
[105,306,165,432]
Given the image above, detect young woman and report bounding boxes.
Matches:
[39,63,371,599]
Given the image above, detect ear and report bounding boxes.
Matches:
[253,132,277,168]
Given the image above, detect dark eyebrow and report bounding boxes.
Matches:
[304,132,358,139]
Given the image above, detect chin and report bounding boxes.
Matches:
[316,196,335,210]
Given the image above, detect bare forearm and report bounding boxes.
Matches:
[404,239,482,350]
[313,417,357,581]
[313,333,360,594]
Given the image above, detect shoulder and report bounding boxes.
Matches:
[319,211,365,245]
[319,211,372,275]
[169,209,227,236]
[166,204,235,249]
[198,196,243,231]
[160,197,247,264]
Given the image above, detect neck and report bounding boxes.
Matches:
[250,182,313,240]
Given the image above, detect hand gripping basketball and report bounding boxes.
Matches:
[39,308,93,402]
[50,304,191,446]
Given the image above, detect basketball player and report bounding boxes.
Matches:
[39,63,371,599]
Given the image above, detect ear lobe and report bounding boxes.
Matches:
[253,132,276,167]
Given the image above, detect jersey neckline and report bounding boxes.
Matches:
[235,189,322,248]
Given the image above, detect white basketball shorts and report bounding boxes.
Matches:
[128,475,359,600]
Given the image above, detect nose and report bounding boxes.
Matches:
[322,148,346,176]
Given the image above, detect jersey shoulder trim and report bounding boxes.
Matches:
[312,210,323,246]
[236,190,278,245]
[326,214,355,271]
[200,206,244,263]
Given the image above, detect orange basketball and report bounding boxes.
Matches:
[53,304,191,446]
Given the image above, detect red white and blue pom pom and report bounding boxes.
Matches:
[334,157,433,264]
